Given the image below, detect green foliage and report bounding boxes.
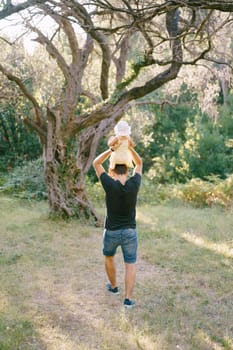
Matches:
[138,177,175,205]
[218,94,233,137]
[138,174,233,209]
[111,52,154,104]
[2,157,233,209]
[86,176,105,203]
[0,317,35,350]
[0,253,22,265]
[86,170,233,209]
[173,175,233,208]
[0,104,42,172]
[0,158,47,200]
[188,127,231,178]
[139,86,233,183]
[116,54,149,91]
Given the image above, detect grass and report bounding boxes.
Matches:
[0,195,232,350]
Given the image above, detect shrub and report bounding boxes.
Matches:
[0,158,47,200]
[138,177,175,205]
[85,176,105,203]
[0,106,42,173]
[134,173,233,208]
[174,176,233,208]
[1,157,233,209]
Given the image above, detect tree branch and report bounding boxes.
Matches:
[0,62,45,131]
[0,63,37,109]
[115,8,182,103]
[134,100,177,108]
[63,1,111,100]
[65,8,183,134]
[0,0,47,20]
[38,3,81,68]
[1,1,233,23]
[26,22,71,81]
[23,117,47,142]
[112,33,131,84]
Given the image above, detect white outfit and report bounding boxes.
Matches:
[109,121,134,169]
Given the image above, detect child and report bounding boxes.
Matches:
[108,120,135,172]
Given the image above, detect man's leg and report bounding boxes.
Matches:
[105,256,117,288]
[125,263,136,300]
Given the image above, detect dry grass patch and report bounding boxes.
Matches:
[0,196,232,350]
[137,204,233,349]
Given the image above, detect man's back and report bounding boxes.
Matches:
[100,172,141,230]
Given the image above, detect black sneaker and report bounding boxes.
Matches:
[124,298,135,308]
[106,283,119,294]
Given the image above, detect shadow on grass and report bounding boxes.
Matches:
[137,205,233,349]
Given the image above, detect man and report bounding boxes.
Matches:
[93,144,142,308]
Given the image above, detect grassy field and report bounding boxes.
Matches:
[0,195,232,350]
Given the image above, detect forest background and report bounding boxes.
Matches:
[0,1,233,210]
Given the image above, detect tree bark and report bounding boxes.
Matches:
[44,109,102,222]
[44,157,101,222]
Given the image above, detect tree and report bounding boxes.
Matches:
[0,41,43,171]
[143,101,233,183]
[0,0,233,221]
[0,103,42,171]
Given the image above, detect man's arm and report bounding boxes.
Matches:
[130,147,143,176]
[93,149,112,178]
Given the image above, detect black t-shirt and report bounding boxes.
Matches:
[100,172,141,230]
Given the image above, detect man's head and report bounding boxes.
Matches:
[113,164,128,175]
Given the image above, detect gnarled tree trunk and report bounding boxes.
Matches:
[44,154,100,221]
[43,108,106,222]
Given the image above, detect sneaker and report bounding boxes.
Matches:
[124,298,135,308]
[106,283,119,294]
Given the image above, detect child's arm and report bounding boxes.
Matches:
[128,136,135,148]
[108,136,120,149]
[129,147,143,176]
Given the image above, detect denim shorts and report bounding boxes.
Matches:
[103,228,138,264]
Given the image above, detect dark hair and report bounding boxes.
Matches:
[113,164,128,175]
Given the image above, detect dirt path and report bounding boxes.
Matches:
[25,230,165,350]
